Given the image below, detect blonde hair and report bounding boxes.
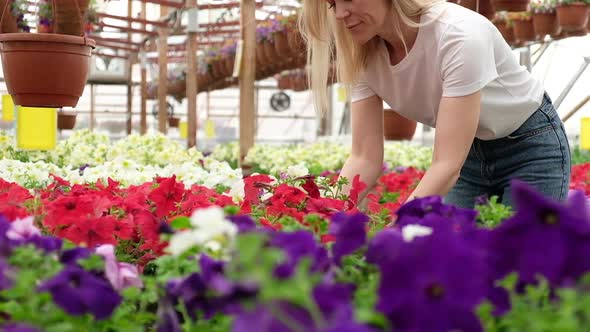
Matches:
[299,0,444,115]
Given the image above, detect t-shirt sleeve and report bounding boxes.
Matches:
[351,71,376,102]
[439,22,499,97]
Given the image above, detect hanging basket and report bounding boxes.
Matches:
[0,0,17,33]
[0,33,95,107]
[55,0,89,36]
[512,17,536,43]
[532,13,560,39]
[494,20,516,45]
[57,112,77,130]
[383,110,417,141]
[168,117,180,128]
[556,3,590,32]
[274,30,291,57]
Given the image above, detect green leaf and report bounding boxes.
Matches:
[78,254,105,272]
[170,216,192,230]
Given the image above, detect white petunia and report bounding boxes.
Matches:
[402,224,433,242]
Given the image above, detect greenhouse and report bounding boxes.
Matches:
[0,0,590,331]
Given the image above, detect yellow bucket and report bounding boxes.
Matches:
[582,117,590,150]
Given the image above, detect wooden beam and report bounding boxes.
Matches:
[96,12,168,28]
[239,0,256,168]
[139,0,183,9]
[87,35,143,47]
[158,5,169,134]
[98,22,158,36]
[95,42,139,52]
[140,0,148,135]
[126,0,134,135]
[186,2,198,148]
[93,52,129,59]
[198,1,264,10]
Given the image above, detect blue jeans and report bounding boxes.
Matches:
[444,93,571,209]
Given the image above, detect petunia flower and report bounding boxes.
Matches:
[95,244,143,291]
[38,265,122,320]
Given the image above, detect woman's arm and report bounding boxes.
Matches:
[339,95,385,205]
[406,91,481,201]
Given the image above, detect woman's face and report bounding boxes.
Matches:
[327,0,389,44]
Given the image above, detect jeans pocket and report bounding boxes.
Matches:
[506,123,554,141]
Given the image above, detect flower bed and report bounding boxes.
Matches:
[3,177,590,331]
[3,129,590,330]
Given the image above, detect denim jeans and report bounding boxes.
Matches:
[443,93,571,209]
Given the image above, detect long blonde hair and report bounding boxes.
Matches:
[300,0,443,115]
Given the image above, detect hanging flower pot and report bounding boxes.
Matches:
[57,111,76,130]
[556,2,590,32]
[0,33,95,107]
[54,0,89,36]
[493,19,516,45]
[512,14,536,43]
[532,13,560,38]
[492,0,530,11]
[287,29,306,56]
[263,40,279,62]
[168,116,180,128]
[274,30,291,57]
[383,110,417,141]
[224,55,234,76]
[0,0,18,33]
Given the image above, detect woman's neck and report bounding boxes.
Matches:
[378,13,420,56]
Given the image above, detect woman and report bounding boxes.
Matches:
[301,0,571,209]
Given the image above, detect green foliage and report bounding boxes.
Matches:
[475,196,513,228]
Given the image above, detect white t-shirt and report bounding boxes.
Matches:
[351,2,545,140]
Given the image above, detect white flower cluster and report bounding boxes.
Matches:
[167,206,238,259]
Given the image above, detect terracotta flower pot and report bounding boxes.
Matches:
[0,0,18,33]
[54,0,90,36]
[57,112,76,130]
[492,0,529,12]
[263,40,279,62]
[168,117,180,128]
[0,33,95,107]
[383,110,417,141]
[494,21,516,45]
[513,18,536,43]
[37,24,54,33]
[287,29,306,54]
[556,3,590,32]
[274,31,291,57]
[256,43,267,66]
[532,12,560,39]
[224,55,234,76]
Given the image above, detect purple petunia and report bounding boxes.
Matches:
[367,223,489,332]
[38,265,122,320]
[227,215,257,233]
[269,230,331,278]
[232,279,372,332]
[329,212,368,265]
[161,254,259,325]
[488,180,590,289]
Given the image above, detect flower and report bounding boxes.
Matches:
[95,244,143,291]
[401,224,433,242]
[285,163,309,178]
[0,258,13,291]
[166,206,238,257]
[269,230,330,278]
[229,179,245,203]
[38,265,122,320]
[329,212,368,264]
[6,216,41,240]
[488,180,590,288]
[366,225,489,332]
